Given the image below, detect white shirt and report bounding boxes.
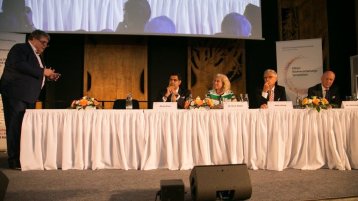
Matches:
[321,85,329,98]
[29,41,45,88]
[262,86,275,99]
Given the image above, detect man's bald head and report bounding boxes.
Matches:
[321,70,335,89]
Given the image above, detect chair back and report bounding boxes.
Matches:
[113,99,140,109]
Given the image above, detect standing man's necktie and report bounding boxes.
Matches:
[269,89,274,101]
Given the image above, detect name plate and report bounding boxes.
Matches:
[153,102,177,110]
[341,101,358,109]
[223,102,248,110]
[268,101,293,109]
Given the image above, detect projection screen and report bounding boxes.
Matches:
[0,0,262,39]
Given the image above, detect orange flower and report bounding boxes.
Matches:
[71,96,102,109]
[302,98,309,105]
[79,99,88,106]
[312,97,320,105]
[321,98,329,105]
[205,98,214,107]
[195,99,203,106]
[302,97,331,112]
[186,96,215,109]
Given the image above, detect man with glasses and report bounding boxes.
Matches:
[254,69,287,109]
[0,29,60,169]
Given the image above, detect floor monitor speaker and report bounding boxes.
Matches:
[160,179,184,201]
[190,164,251,201]
[0,171,9,201]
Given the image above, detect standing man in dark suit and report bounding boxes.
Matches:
[157,72,191,109]
[255,69,287,109]
[0,30,60,169]
[307,70,341,107]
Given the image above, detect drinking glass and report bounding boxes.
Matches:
[244,94,249,102]
[239,94,244,102]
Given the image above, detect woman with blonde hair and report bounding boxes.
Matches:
[206,73,237,108]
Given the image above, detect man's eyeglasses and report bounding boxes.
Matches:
[37,39,49,47]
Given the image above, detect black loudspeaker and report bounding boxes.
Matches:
[0,171,9,201]
[160,179,185,201]
[190,164,252,201]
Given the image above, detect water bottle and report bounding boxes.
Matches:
[239,94,244,102]
[125,93,133,109]
[187,93,193,102]
[244,94,249,102]
[295,94,301,108]
[186,94,193,109]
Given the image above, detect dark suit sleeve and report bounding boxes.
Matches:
[155,88,167,102]
[177,89,191,109]
[253,87,267,108]
[278,86,287,101]
[329,86,341,107]
[6,44,44,79]
[307,86,319,98]
[1,43,45,103]
[307,84,322,98]
[307,87,314,98]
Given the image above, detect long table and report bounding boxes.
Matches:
[20,109,358,171]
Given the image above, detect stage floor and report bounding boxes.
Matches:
[1,151,358,201]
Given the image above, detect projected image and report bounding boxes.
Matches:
[0,0,35,32]
[0,0,261,39]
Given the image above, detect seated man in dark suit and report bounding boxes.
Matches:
[307,70,341,107]
[255,69,287,109]
[156,72,191,109]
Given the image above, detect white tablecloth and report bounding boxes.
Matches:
[20,109,358,171]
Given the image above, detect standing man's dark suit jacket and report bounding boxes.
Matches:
[0,42,44,103]
[254,85,287,108]
[0,41,46,169]
[157,87,191,109]
[307,84,341,107]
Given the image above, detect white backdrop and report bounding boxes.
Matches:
[19,0,260,34]
[276,39,323,102]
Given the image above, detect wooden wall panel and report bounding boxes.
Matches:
[188,39,246,98]
[84,36,147,109]
[279,0,329,67]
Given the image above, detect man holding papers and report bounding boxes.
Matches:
[0,30,60,169]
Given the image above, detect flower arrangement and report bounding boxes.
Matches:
[301,96,330,112]
[71,96,101,110]
[184,96,214,109]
